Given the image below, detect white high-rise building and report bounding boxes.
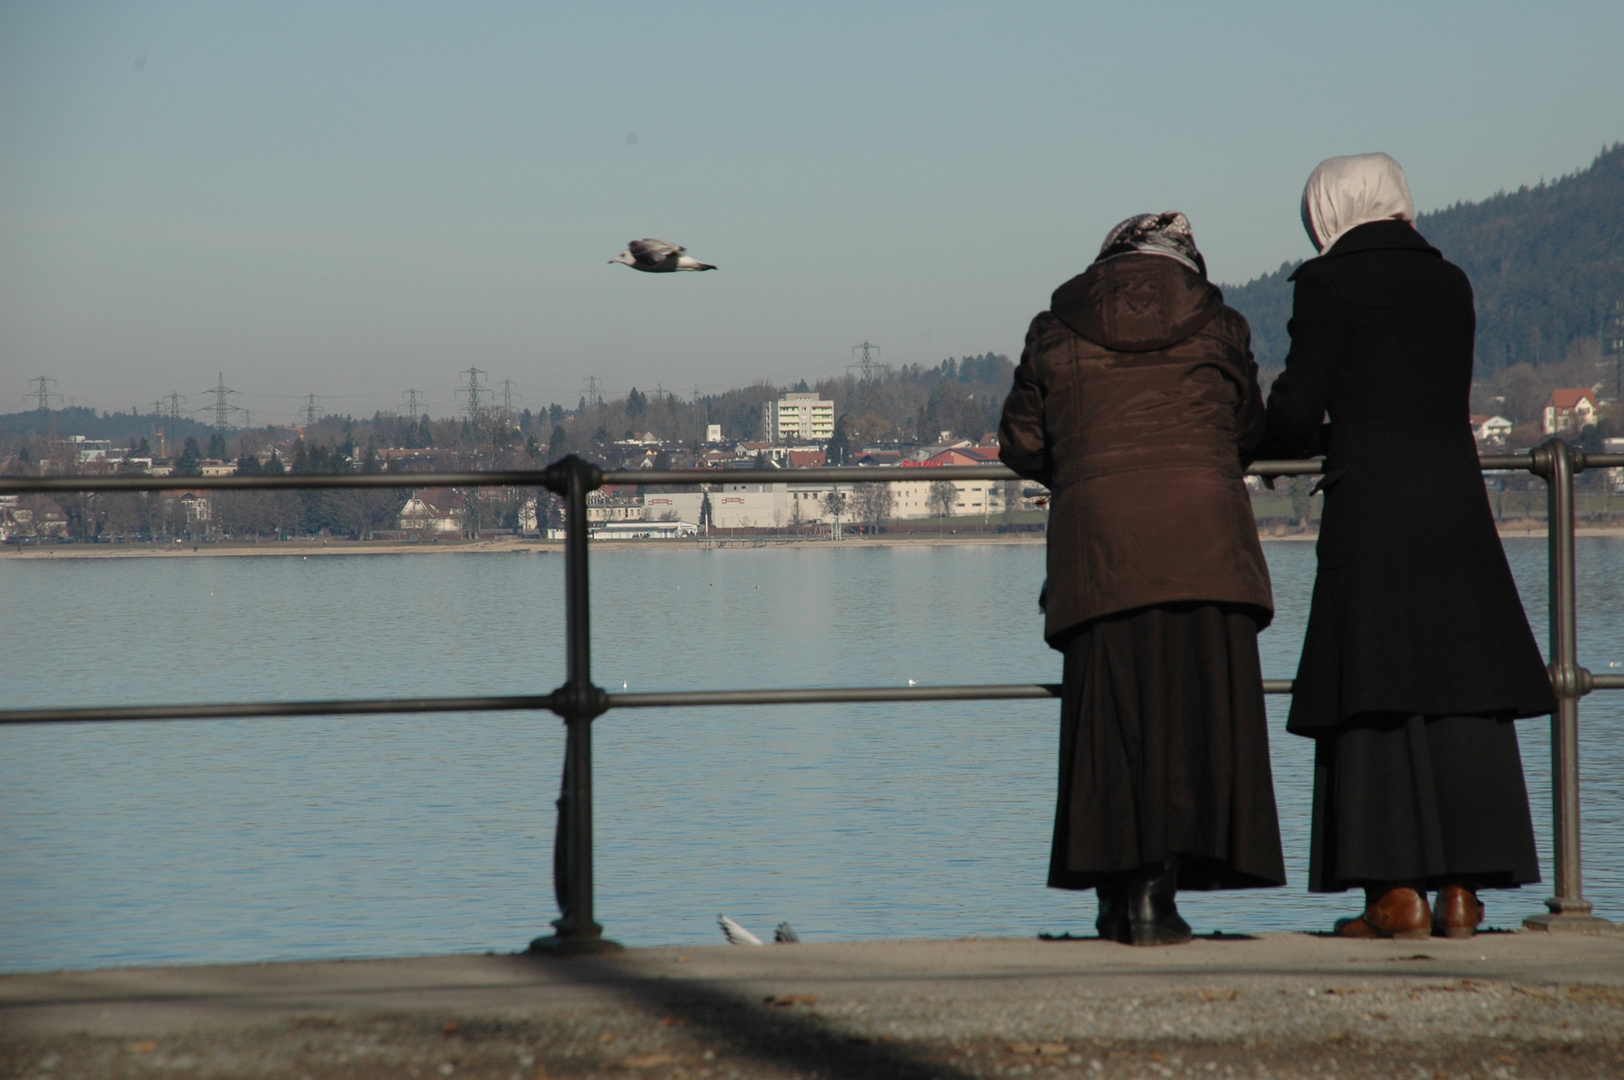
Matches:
[762,392,835,442]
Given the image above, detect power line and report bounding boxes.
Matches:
[29,376,59,412]
[458,366,488,422]
[850,341,886,383]
[200,374,241,433]
[303,394,322,428]
[403,388,424,421]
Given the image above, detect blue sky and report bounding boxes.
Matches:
[3,2,1621,424]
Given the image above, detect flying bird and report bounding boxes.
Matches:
[610,238,717,273]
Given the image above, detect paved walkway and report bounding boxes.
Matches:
[4,931,1622,1079]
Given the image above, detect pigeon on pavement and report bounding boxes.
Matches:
[610,238,717,272]
[717,915,801,945]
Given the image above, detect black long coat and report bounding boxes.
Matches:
[1255,220,1556,737]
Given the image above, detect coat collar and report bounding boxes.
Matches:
[1288,219,1440,280]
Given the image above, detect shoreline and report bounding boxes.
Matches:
[4,522,1620,559]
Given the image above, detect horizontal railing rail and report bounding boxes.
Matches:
[3,442,1620,947]
[2,453,1621,494]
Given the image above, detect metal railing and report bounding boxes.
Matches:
[2,440,1621,947]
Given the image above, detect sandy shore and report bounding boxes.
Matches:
[4,523,1620,559]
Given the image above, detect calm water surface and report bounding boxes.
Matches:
[2,538,1621,972]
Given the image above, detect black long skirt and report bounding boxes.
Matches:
[1308,713,1540,892]
[1049,602,1286,891]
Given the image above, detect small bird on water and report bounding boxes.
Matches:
[610,238,717,272]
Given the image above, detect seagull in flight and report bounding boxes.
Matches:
[610,238,717,273]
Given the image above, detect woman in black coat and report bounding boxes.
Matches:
[1256,153,1555,939]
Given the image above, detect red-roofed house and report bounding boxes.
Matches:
[913,447,1003,468]
[398,488,468,534]
[783,449,827,469]
[1469,414,1513,445]
[1544,388,1599,434]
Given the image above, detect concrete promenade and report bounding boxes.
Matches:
[3,931,1623,1079]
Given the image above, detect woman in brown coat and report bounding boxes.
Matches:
[1000,213,1285,945]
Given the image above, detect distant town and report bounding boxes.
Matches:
[3,374,1621,546]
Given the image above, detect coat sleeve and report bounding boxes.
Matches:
[998,313,1055,486]
[1228,313,1267,468]
[1255,267,1342,460]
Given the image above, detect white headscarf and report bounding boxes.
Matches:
[1300,152,1416,254]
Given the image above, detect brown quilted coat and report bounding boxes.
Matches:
[999,253,1274,644]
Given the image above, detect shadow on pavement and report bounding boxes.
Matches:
[521,952,978,1080]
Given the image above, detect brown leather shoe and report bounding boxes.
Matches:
[1432,885,1484,939]
[1333,886,1431,940]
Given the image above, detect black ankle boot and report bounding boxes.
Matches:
[1127,857,1191,946]
[1095,877,1131,943]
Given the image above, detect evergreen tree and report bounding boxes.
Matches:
[827,414,852,465]
[173,436,203,477]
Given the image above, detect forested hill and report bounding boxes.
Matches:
[1222,142,1624,375]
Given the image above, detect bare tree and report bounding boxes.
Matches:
[927,478,957,519]
[1001,478,1023,521]
[849,482,894,533]
[1287,475,1314,528]
[820,490,847,539]
[333,488,409,539]
[100,492,148,540]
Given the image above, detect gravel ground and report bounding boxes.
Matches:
[4,993,1621,1080]
[5,936,1622,1079]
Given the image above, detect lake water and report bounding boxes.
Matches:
[2,538,1621,973]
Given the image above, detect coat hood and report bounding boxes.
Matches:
[1050,254,1224,353]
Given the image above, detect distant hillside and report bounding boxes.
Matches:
[0,406,214,453]
[1223,142,1624,376]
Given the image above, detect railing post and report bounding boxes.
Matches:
[531,456,620,955]
[1524,439,1612,932]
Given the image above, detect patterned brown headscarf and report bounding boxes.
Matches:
[1096,211,1206,278]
